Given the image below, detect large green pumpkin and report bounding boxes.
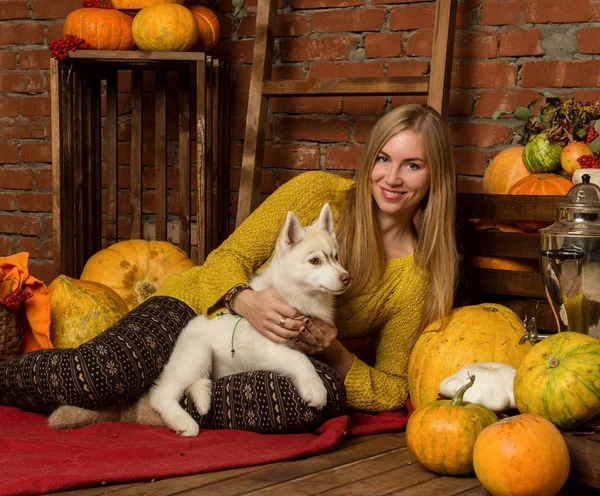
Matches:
[513,331,600,430]
[522,133,562,173]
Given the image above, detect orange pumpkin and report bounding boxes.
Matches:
[560,141,592,176]
[473,414,570,496]
[483,146,531,194]
[131,4,199,52]
[80,240,196,311]
[112,0,184,9]
[508,173,574,233]
[406,374,498,475]
[63,8,135,51]
[469,256,538,272]
[189,6,221,52]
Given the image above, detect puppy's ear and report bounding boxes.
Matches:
[314,203,335,238]
[279,211,305,249]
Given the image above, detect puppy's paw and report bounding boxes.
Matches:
[48,405,96,430]
[296,379,328,410]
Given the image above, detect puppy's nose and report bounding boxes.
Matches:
[340,273,351,287]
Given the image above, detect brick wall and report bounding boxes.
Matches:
[1,0,600,282]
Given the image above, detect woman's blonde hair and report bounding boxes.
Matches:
[336,104,458,329]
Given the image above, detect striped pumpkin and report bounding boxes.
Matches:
[513,332,600,430]
[522,133,562,173]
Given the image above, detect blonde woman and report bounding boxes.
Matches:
[1,104,458,430]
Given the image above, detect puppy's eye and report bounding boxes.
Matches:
[334,254,339,261]
[309,257,320,265]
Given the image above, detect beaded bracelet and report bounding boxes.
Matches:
[224,283,251,315]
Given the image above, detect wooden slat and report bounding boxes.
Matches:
[205,58,214,253]
[105,70,119,246]
[178,70,192,255]
[130,70,143,240]
[457,193,563,222]
[68,50,208,62]
[427,0,457,118]
[211,59,220,251]
[390,476,481,495]
[155,70,168,241]
[236,0,278,228]
[196,59,207,263]
[220,63,230,242]
[72,71,85,275]
[261,76,429,97]
[459,231,541,259]
[464,267,546,299]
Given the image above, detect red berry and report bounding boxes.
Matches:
[585,127,599,145]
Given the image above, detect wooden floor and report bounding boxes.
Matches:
[51,432,594,496]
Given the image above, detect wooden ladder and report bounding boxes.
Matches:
[235,0,458,227]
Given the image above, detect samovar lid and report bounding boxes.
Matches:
[564,173,600,206]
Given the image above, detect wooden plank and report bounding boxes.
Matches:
[459,231,541,259]
[427,0,458,118]
[390,475,481,495]
[69,50,208,62]
[205,57,214,252]
[457,193,562,222]
[222,64,231,239]
[464,267,546,299]
[178,69,191,255]
[236,0,278,228]
[196,59,207,263]
[261,76,429,97]
[155,69,168,241]
[72,71,85,275]
[105,70,119,246]
[50,58,65,278]
[130,70,143,240]
[211,58,220,251]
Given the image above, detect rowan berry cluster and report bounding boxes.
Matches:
[584,126,599,145]
[577,153,600,169]
[49,35,90,60]
[82,0,114,7]
[1,288,33,312]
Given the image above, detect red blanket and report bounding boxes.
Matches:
[0,405,412,496]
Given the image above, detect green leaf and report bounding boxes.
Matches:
[540,91,558,99]
[232,0,244,17]
[594,120,600,134]
[492,110,511,120]
[590,135,600,153]
[514,106,533,121]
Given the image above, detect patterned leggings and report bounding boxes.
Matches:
[0,296,346,433]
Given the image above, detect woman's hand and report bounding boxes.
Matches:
[295,317,338,354]
[232,288,303,344]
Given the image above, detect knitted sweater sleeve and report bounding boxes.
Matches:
[154,172,346,317]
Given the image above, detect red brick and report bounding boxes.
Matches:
[311,9,386,33]
[274,117,350,142]
[0,96,19,117]
[390,4,435,30]
[46,21,64,42]
[0,142,19,163]
[20,142,51,163]
[0,168,33,188]
[325,144,362,170]
[264,143,320,169]
[0,1,28,20]
[364,33,403,59]
[38,239,52,259]
[28,260,55,284]
[372,0,426,4]
[0,235,12,255]
[343,96,386,116]
[270,96,342,114]
[480,0,523,26]
[238,12,309,38]
[526,0,592,23]
[235,65,305,90]
[452,61,517,89]
[499,29,543,57]
[14,236,36,256]
[577,27,600,54]
[32,0,81,19]
[0,72,45,93]
[17,192,52,212]
[18,95,50,116]
[34,168,52,189]
[212,39,255,64]
[290,0,362,8]
[0,22,45,45]
[280,36,356,62]
[387,61,429,77]
[0,50,17,70]
[574,89,600,102]
[453,148,487,176]
[230,167,277,195]
[457,176,484,194]
[19,49,51,70]
[521,60,600,88]
[454,32,499,59]
[0,192,17,210]
[474,90,541,118]
[308,62,384,78]
[0,213,41,235]
[354,120,377,143]
[405,30,432,57]
[0,116,49,139]
[450,122,512,147]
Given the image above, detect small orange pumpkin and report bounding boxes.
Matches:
[406,374,498,475]
[469,256,539,272]
[473,414,570,496]
[483,146,531,194]
[63,8,135,51]
[189,6,221,52]
[508,173,574,232]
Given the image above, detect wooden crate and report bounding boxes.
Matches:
[50,51,230,278]
[456,193,565,332]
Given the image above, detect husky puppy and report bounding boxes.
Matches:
[49,204,350,437]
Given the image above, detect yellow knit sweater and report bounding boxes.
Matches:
[155,171,429,412]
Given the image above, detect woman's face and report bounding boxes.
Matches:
[370,130,431,220]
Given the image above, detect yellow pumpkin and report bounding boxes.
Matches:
[408,303,532,409]
[49,276,129,348]
[131,4,199,52]
[80,240,195,311]
[112,0,184,9]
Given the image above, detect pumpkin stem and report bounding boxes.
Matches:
[450,373,476,406]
